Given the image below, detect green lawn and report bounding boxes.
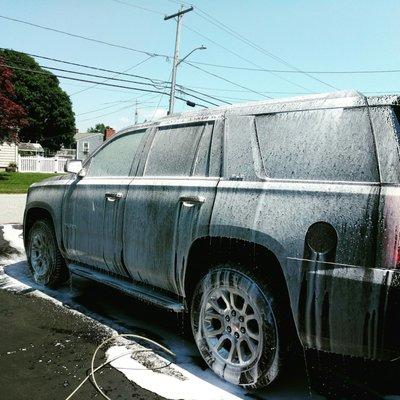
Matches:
[0,172,63,194]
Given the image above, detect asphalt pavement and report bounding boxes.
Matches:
[0,288,164,400]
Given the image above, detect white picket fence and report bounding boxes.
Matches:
[18,156,68,173]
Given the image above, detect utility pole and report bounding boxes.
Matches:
[164,6,193,115]
[134,100,138,124]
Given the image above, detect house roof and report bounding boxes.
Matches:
[74,132,103,142]
[18,142,44,152]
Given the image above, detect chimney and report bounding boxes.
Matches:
[104,127,116,141]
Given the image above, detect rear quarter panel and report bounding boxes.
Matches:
[211,180,384,358]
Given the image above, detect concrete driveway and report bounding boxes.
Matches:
[0,194,26,224]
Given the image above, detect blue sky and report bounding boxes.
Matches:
[1,0,400,132]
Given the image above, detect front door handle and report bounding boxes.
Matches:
[178,195,206,207]
[105,192,123,201]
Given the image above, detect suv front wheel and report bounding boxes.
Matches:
[190,264,284,388]
[27,219,67,287]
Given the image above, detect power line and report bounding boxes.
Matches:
[69,56,155,96]
[202,94,256,102]
[0,14,170,58]
[13,49,230,103]
[152,71,172,121]
[0,10,337,95]
[182,24,314,94]
[11,14,396,77]
[108,0,165,15]
[77,103,130,116]
[187,61,400,75]
[165,0,337,89]
[184,61,271,98]
[99,93,166,105]
[31,63,169,90]
[177,85,231,105]
[3,63,210,107]
[77,104,135,122]
[0,11,315,95]
[76,100,158,116]
[61,81,152,94]
[0,15,297,98]
[9,53,396,100]
[13,50,166,83]
[174,88,220,107]
[13,20,399,76]
[182,85,307,94]
[18,39,400,77]
[3,49,230,105]
[191,7,338,90]
[77,101,164,122]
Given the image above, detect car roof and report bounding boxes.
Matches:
[118,90,400,134]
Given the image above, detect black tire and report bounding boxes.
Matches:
[190,263,285,388]
[27,219,68,288]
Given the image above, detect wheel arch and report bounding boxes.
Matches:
[24,205,58,248]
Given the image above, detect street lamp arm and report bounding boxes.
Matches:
[177,46,206,66]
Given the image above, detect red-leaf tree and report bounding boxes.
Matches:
[0,56,28,143]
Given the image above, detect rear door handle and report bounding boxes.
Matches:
[105,192,123,201]
[178,195,206,207]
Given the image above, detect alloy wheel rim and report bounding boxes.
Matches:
[202,286,263,368]
[30,231,51,279]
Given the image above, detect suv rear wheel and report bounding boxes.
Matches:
[27,219,67,287]
[190,264,284,388]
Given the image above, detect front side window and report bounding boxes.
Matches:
[144,123,212,176]
[255,107,379,182]
[86,130,146,177]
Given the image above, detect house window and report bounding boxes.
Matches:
[83,142,89,155]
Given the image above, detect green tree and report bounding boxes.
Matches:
[87,123,107,134]
[0,49,75,151]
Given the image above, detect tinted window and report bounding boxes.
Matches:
[255,107,379,182]
[87,130,146,177]
[392,106,400,143]
[369,106,400,184]
[144,123,211,176]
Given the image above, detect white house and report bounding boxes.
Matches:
[0,142,18,169]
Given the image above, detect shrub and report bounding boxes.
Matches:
[5,162,17,172]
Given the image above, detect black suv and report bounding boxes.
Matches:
[24,91,400,388]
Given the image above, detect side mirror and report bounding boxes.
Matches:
[64,159,83,174]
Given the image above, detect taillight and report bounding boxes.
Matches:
[394,245,400,269]
[380,187,400,270]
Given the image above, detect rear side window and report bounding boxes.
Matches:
[255,107,379,182]
[392,106,400,142]
[87,130,146,177]
[144,122,214,176]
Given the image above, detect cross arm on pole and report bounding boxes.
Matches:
[164,6,194,21]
